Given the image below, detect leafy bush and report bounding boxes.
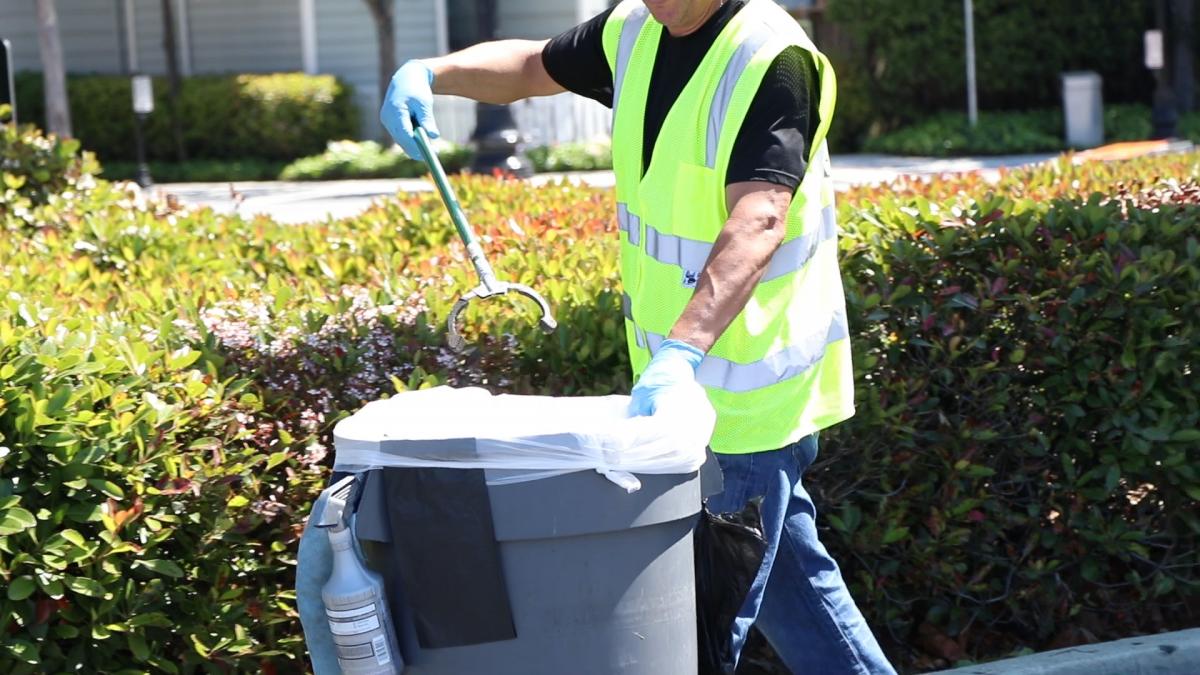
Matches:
[279,140,472,181]
[526,139,613,172]
[15,72,358,163]
[1180,111,1200,145]
[0,108,100,226]
[864,105,1162,156]
[99,159,287,183]
[0,169,624,671]
[1104,103,1154,142]
[830,157,1200,669]
[827,0,1153,127]
[824,52,878,153]
[2,139,1198,673]
[864,111,1063,156]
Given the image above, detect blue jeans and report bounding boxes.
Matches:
[706,436,896,675]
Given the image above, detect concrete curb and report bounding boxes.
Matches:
[931,628,1200,675]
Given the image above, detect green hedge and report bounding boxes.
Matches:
[279,139,609,181]
[278,140,473,181]
[526,139,613,172]
[0,108,100,224]
[2,119,1199,672]
[15,72,358,163]
[832,159,1200,668]
[863,105,1192,157]
[826,0,1154,130]
[99,159,287,183]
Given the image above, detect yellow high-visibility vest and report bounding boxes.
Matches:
[602,0,854,453]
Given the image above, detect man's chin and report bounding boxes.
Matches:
[643,0,675,25]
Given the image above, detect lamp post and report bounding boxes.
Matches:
[1148,2,1178,139]
[131,73,154,187]
[1,39,15,124]
[963,0,978,127]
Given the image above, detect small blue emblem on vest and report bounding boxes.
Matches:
[682,269,700,288]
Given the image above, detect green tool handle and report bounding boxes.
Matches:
[413,125,477,247]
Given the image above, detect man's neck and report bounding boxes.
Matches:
[665,0,728,37]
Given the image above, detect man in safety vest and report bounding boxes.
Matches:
[381,1,895,672]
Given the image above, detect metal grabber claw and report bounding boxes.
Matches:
[412,121,557,351]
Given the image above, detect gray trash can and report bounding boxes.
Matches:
[363,468,704,675]
[322,387,718,675]
[1062,71,1104,148]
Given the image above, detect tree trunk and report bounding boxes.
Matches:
[161,0,187,161]
[363,0,396,114]
[35,0,71,137]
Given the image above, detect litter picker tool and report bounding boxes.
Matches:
[412,122,556,351]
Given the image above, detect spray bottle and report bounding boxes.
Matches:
[317,475,404,674]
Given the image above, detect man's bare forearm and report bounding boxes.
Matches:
[423,40,564,104]
[669,183,791,352]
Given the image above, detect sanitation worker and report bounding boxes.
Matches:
[381,0,895,672]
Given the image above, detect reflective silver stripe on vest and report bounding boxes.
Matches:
[762,204,837,283]
[621,293,849,393]
[644,222,712,273]
[617,202,642,245]
[613,5,651,113]
[622,292,647,348]
[638,204,837,281]
[706,27,774,168]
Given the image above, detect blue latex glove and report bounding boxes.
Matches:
[380,60,440,160]
[628,339,706,417]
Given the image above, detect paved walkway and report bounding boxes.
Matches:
[155,153,1059,225]
[931,628,1200,675]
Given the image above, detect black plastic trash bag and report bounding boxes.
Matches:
[695,497,768,675]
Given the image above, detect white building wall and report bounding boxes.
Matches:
[0,3,42,72]
[187,0,302,73]
[132,0,166,74]
[3,0,608,147]
[496,0,576,40]
[314,0,441,141]
[438,0,611,147]
[0,0,124,74]
[315,0,384,140]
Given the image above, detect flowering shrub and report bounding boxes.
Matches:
[1,146,1198,672]
[827,159,1200,670]
[0,110,100,228]
[278,139,472,181]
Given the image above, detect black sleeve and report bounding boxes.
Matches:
[725,46,821,192]
[541,7,617,108]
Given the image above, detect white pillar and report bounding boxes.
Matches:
[299,0,318,73]
[434,0,449,55]
[175,0,192,75]
[123,0,139,71]
[964,0,978,126]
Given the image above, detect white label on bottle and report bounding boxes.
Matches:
[336,641,375,660]
[328,615,380,636]
[326,604,375,620]
[372,635,391,666]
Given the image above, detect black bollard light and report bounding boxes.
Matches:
[1147,5,1178,139]
[1,39,15,124]
[469,102,532,178]
[131,73,154,187]
[464,0,531,178]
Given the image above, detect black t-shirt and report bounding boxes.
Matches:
[541,0,819,193]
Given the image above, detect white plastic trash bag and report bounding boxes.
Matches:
[333,385,717,492]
